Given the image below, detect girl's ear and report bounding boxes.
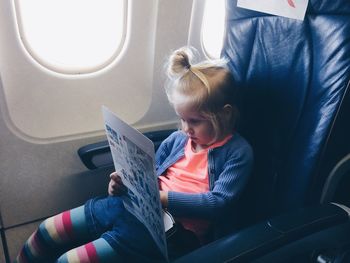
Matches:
[221,104,238,128]
[221,104,233,119]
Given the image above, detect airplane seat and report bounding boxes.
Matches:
[222,0,350,227]
[173,0,350,262]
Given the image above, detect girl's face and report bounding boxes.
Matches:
[174,103,216,149]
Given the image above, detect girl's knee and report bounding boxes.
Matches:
[38,217,55,241]
[38,219,48,233]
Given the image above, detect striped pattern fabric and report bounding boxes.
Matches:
[57,239,119,263]
[64,243,98,262]
[57,242,100,263]
[14,206,115,263]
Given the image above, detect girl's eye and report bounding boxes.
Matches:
[188,119,201,125]
[180,118,205,125]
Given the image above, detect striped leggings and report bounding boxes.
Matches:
[15,206,122,263]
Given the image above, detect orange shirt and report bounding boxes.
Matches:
[159,135,232,240]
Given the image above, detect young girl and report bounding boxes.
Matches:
[15,47,253,263]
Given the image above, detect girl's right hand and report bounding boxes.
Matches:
[108,172,128,196]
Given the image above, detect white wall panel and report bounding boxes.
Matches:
[0,0,161,143]
[0,0,195,231]
[0,236,5,263]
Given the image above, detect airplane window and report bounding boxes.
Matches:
[14,0,127,74]
[201,0,226,59]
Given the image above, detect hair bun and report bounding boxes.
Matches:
[167,47,193,78]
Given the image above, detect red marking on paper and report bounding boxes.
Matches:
[287,0,296,8]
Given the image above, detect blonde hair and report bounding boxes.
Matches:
[165,46,239,140]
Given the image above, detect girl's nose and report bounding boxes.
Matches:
[183,123,193,135]
[182,122,190,133]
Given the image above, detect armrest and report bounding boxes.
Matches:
[78,129,176,170]
[172,203,350,263]
[321,153,350,204]
[77,140,111,169]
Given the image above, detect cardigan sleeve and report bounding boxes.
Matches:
[155,138,170,168]
[155,130,186,173]
[167,142,253,220]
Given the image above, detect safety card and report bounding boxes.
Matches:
[102,106,168,260]
[237,0,309,21]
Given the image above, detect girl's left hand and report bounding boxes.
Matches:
[108,172,128,196]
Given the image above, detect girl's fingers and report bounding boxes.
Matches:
[110,172,122,183]
[108,177,127,196]
[110,172,118,179]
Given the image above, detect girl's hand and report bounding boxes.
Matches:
[108,172,127,196]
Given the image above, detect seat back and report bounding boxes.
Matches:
[222,0,350,223]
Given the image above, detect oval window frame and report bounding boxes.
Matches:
[13,0,128,74]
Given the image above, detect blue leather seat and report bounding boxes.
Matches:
[223,0,350,223]
[173,0,350,261]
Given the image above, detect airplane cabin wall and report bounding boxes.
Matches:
[0,238,4,262]
[0,0,199,260]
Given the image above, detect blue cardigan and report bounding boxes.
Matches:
[155,131,253,235]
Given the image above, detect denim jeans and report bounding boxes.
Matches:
[85,196,164,262]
